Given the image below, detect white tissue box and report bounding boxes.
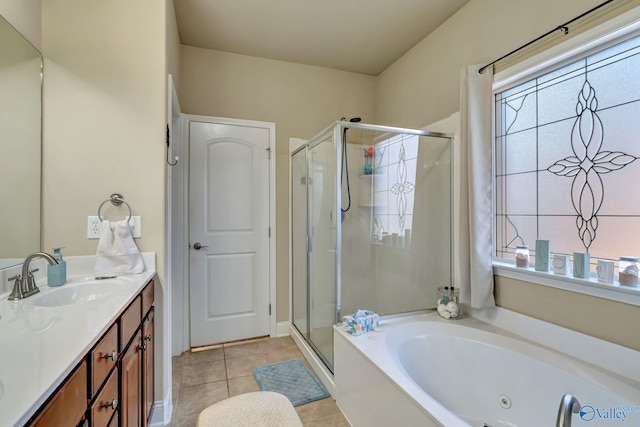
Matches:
[343,310,379,336]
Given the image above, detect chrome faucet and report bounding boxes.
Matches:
[556,394,581,427]
[8,252,58,301]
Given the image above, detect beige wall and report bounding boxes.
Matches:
[166,0,181,94]
[376,0,640,350]
[179,46,376,321]
[376,0,604,128]
[0,0,41,50]
[41,0,169,404]
[495,276,640,352]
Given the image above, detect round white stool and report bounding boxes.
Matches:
[196,391,303,427]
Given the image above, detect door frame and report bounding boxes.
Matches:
[184,114,277,347]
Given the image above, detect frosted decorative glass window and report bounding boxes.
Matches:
[372,134,419,240]
[495,33,640,263]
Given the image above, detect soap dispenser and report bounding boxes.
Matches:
[47,246,67,287]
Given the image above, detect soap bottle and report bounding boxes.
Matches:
[47,246,67,287]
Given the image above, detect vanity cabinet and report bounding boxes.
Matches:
[25,279,155,427]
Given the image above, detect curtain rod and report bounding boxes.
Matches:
[478,0,615,74]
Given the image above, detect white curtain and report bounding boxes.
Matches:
[457,64,495,309]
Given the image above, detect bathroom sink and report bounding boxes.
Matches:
[30,279,131,308]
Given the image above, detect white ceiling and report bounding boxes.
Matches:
[174,0,470,76]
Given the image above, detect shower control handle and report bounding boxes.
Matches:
[193,242,208,250]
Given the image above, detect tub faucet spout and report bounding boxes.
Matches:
[556,394,581,427]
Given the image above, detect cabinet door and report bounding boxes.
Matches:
[121,332,142,427]
[143,309,154,426]
[29,361,87,427]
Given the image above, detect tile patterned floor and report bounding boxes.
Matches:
[168,336,349,427]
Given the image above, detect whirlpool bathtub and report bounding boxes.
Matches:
[334,312,640,427]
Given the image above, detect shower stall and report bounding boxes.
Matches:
[291,121,453,373]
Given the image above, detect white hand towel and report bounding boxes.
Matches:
[94,220,144,276]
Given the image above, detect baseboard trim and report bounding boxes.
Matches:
[275,321,290,337]
[148,391,173,427]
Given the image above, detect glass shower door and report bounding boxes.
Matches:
[291,148,308,337]
[308,132,337,371]
[339,131,452,316]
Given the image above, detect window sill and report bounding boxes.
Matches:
[492,262,640,307]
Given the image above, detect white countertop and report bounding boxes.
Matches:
[0,254,156,427]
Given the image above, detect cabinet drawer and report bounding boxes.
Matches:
[91,323,118,397]
[121,295,141,348]
[142,280,154,317]
[30,361,87,427]
[91,368,118,427]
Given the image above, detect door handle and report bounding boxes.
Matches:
[193,242,209,250]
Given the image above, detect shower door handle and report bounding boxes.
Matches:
[193,242,208,250]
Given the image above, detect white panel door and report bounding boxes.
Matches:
[189,120,271,346]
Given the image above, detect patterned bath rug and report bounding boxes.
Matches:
[253,359,329,406]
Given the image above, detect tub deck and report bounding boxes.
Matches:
[334,311,640,427]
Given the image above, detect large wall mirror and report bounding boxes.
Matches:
[0,14,42,269]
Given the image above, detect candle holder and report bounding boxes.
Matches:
[515,246,530,268]
[618,257,640,285]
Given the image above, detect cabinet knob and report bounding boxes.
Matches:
[102,351,118,362]
[102,399,118,410]
[138,343,147,351]
[144,334,152,342]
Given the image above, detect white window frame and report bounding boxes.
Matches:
[491,8,640,307]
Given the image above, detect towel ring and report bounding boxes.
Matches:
[98,193,132,223]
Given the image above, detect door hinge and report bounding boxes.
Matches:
[268,227,271,238]
[266,146,271,159]
[307,235,312,252]
[269,304,272,316]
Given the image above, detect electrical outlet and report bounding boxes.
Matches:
[88,216,141,238]
[87,216,101,238]
[129,216,141,238]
